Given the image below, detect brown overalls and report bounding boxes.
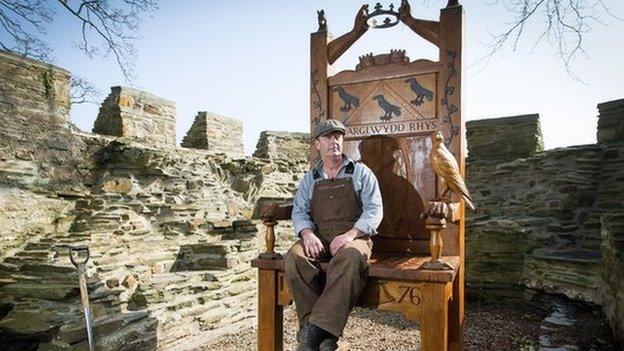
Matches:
[284,176,373,337]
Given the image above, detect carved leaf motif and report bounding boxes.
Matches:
[449,104,458,114]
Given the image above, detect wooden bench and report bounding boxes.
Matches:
[252,1,466,350]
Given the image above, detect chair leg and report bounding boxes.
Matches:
[420,284,450,351]
[448,267,464,351]
[258,269,284,351]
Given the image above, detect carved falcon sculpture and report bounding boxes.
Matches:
[429,131,475,210]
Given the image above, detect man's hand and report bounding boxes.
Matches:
[330,228,364,256]
[399,0,414,23]
[353,4,369,33]
[301,229,324,259]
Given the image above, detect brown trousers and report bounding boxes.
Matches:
[283,237,372,337]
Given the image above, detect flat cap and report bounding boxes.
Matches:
[314,119,346,139]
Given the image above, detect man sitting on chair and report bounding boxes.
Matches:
[285,119,383,351]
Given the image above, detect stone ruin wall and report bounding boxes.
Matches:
[0,51,308,350]
[93,86,177,146]
[182,111,245,157]
[465,105,624,345]
[0,51,622,348]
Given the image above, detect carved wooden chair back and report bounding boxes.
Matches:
[310,1,465,258]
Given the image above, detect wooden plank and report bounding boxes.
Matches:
[252,255,459,283]
[258,269,283,351]
[372,237,430,254]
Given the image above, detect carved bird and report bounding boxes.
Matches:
[405,77,433,106]
[335,86,360,112]
[373,94,401,121]
[429,131,475,210]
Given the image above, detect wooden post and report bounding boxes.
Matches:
[439,3,465,350]
[258,269,283,351]
[423,203,454,270]
[259,220,281,260]
[310,29,331,166]
[420,283,451,351]
[427,217,446,263]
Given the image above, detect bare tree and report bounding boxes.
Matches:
[480,0,622,79]
[70,75,100,104]
[0,0,157,101]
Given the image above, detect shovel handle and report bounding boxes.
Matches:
[69,245,90,270]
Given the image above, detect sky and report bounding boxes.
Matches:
[41,0,624,155]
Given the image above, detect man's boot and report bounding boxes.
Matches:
[296,323,328,351]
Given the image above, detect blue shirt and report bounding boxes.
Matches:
[292,155,383,237]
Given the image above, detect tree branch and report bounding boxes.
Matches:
[475,0,622,79]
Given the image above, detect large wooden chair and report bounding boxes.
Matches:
[251,1,466,350]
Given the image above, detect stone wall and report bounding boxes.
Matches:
[0,134,286,350]
[0,53,306,350]
[467,114,543,160]
[597,98,624,143]
[93,86,176,146]
[0,50,70,130]
[252,130,310,252]
[182,111,244,157]
[254,130,311,160]
[601,213,624,346]
[0,51,97,257]
[466,114,624,305]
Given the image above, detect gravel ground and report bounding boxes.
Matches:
[205,295,618,351]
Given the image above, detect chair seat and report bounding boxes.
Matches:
[251,254,459,283]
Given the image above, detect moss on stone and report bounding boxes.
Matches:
[42,69,55,99]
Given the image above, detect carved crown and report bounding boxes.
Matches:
[356,49,409,71]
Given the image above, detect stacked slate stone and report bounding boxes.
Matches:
[182,111,245,157]
[0,51,70,137]
[0,52,311,350]
[466,115,605,302]
[93,86,177,146]
[254,131,311,161]
[601,213,624,347]
[0,50,93,195]
[581,142,624,250]
[0,137,268,349]
[597,98,624,143]
[252,131,310,253]
[466,114,544,160]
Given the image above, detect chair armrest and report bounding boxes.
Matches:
[252,197,294,221]
[253,197,294,259]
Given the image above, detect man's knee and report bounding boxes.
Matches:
[331,247,368,275]
[284,240,307,275]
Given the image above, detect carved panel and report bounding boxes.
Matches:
[331,73,438,134]
[329,61,440,241]
[357,280,423,321]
